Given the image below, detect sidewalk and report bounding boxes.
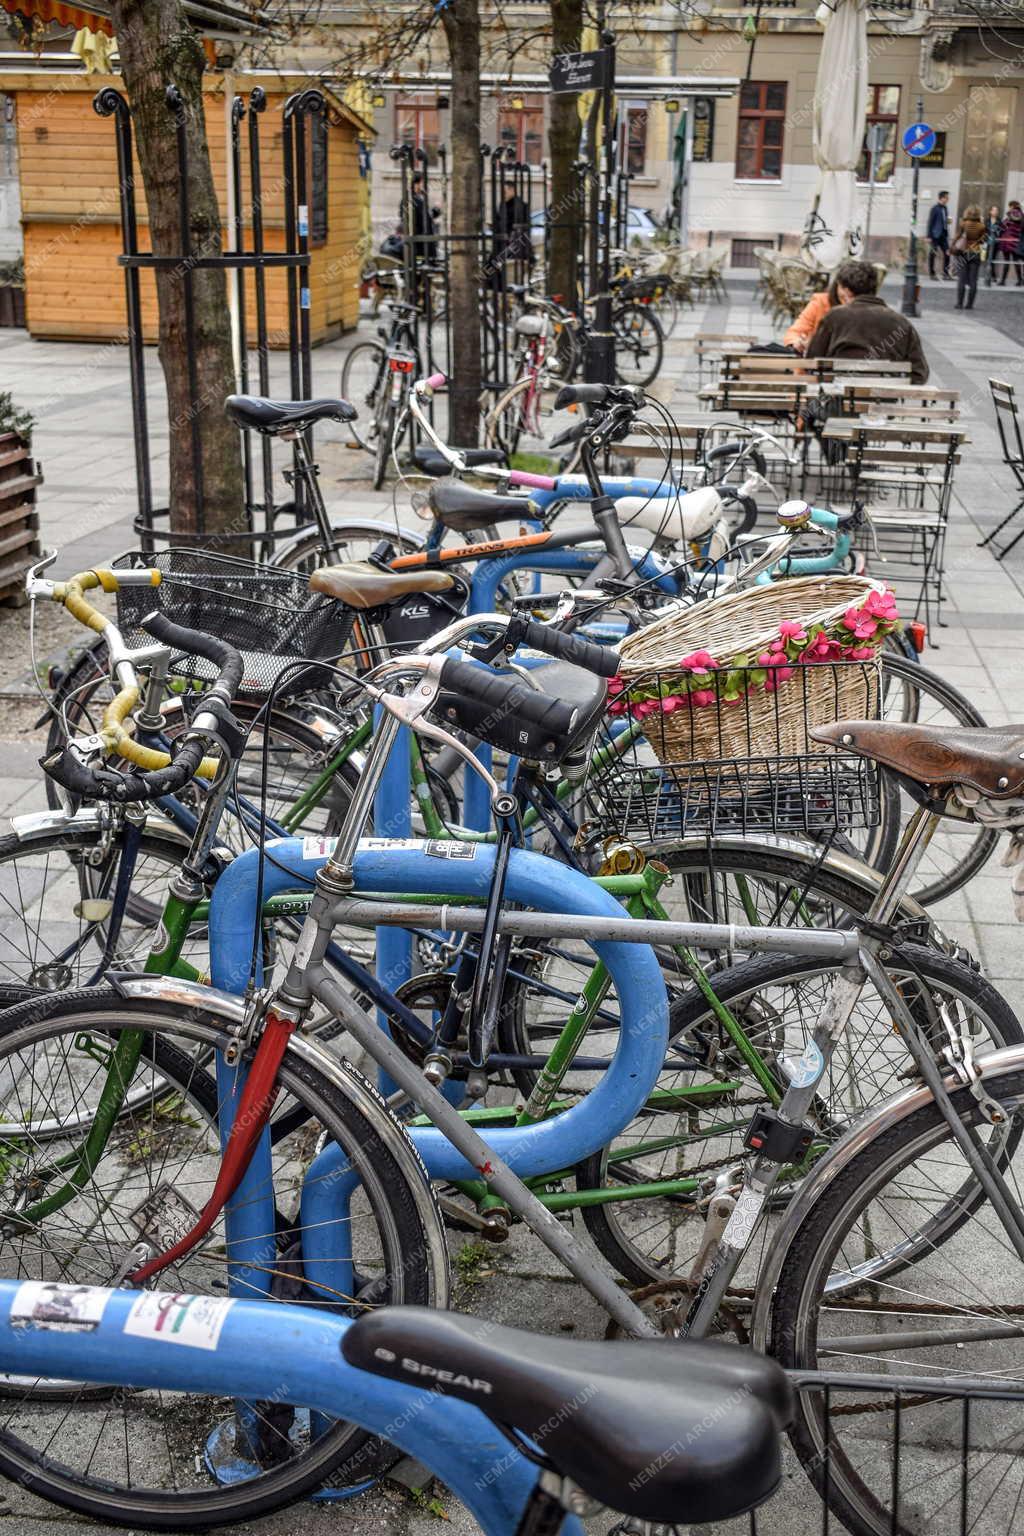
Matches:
[0,280,1022,1534]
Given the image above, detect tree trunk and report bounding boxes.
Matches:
[441,0,482,447]
[111,0,243,538]
[548,0,583,317]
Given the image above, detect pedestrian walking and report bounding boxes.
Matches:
[996,200,1024,286]
[926,191,951,280]
[985,204,1002,286]
[952,204,987,310]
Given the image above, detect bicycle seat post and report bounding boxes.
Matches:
[281,429,336,559]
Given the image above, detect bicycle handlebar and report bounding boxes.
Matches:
[438,657,577,738]
[141,612,245,700]
[516,619,620,678]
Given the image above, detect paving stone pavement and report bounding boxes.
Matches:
[0,274,1022,1534]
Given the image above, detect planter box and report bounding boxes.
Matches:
[0,287,26,328]
[0,431,42,606]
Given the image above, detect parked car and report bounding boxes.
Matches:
[529,206,661,247]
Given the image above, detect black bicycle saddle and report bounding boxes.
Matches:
[343,1309,793,1524]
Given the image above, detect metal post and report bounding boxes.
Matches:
[679,101,695,249]
[165,86,205,542]
[901,94,923,317]
[93,89,154,551]
[586,24,616,384]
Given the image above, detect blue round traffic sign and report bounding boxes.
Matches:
[902,122,936,159]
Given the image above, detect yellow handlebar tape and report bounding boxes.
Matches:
[100,687,219,781]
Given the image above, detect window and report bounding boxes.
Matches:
[735,81,786,181]
[857,85,900,184]
[395,94,441,163]
[498,94,544,165]
[618,102,648,177]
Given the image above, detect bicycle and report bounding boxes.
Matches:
[0,1278,795,1535]
[339,294,423,488]
[4,592,1020,1531]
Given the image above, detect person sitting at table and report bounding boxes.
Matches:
[805,259,929,385]
[783,275,839,354]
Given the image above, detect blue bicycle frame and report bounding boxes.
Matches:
[0,1282,579,1536]
[206,840,666,1305]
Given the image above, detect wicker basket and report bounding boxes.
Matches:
[616,575,888,766]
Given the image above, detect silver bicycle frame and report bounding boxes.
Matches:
[269,619,1024,1343]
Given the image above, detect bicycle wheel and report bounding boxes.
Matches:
[879,651,998,905]
[770,1050,1024,1536]
[46,670,362,846]
[0,823,202,1007]
[484,375,529,457]
[373,397,396,490]
[484,374,563,463]
[340,341,386,450]
[499,835,938,1100]
[573,945,1022,1288]
[612,302,663,387]
[653,287,680,340]
[0,988,448,1529]
[271,520,422,575]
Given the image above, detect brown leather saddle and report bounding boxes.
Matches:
[309,562,454,611]
[813,720,1024,798]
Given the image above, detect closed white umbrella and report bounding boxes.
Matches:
[810,0,869,270]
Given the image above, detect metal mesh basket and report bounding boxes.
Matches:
[584,661,880,840]
[111,548,354,695]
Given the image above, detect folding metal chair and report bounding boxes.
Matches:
[979,378,1024,560]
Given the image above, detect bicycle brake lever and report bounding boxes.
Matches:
[366,657,506,807]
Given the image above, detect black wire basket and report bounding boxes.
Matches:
[584,661,880,840]
[111,548,354,696]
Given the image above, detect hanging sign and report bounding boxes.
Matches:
[549,50,609,94]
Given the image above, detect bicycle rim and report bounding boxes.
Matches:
[772,1058,1024,1536]
[0,990,447,1527]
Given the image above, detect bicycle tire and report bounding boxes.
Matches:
[373,398,396,490]
[45,671,362,847]
[612,301,664,388]
[0,823,200,1009]
[484,375,529,458]
[573,944,1022,1287]
[770,1038,1024,1536]
[0,988,448,1529]
[270,520,422,575]
[340,341,386,451]
[879,651,998,905]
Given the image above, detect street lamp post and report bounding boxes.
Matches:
[586,26,617,385]
[900,94,924,317]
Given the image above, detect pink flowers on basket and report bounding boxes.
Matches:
[611,586,900,721]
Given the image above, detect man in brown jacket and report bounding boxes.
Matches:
[806,259,929,384]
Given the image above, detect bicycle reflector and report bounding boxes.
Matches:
[389,356,415,373]
[907,621,926,654]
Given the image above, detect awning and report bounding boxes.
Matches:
[2,0,112,33]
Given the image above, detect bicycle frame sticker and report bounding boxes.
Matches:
[10,1281,111,1331]
[123,1293,236,1351]
[721,1188,765,1251]
[300,836,424,860]
[782,1038,824,1089]
[425,840,477,859]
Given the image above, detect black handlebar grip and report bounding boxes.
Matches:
[141,611,244,698]
[520,620,620,678]
[547,419,589,450]
[438,657,576,737]
[40,736,207,806]
[554,383,609,411]
[706,439,746,462]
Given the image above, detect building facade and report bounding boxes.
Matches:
[296,0,1024,265]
